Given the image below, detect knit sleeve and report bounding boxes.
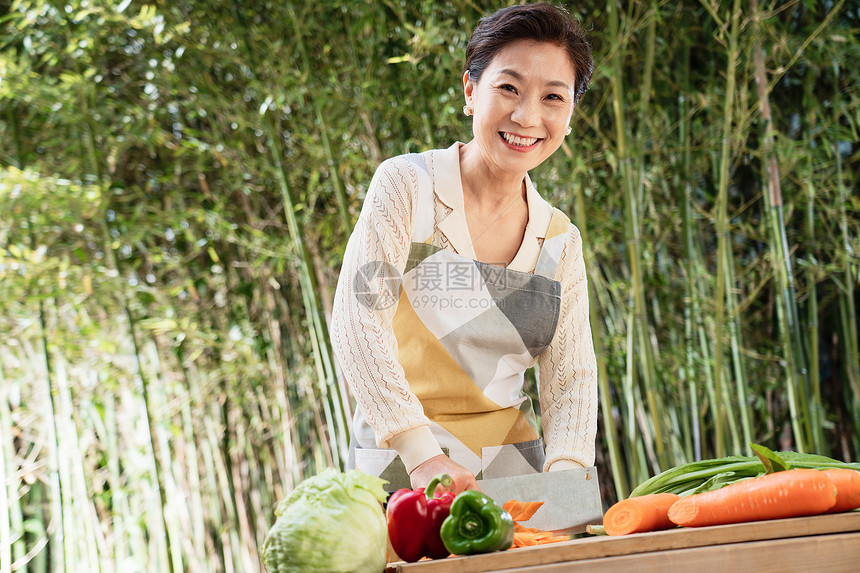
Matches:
[330,156,437,455]
[538,222,598,471]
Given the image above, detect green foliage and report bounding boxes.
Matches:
[1,0,858,571]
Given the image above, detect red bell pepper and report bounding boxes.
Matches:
[386,473,455,562]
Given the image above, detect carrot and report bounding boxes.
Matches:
[503,500,544,522]
[513,529,570,547]
[822,469,860,513]
[537,534,570,544]
[667,468,837,527]
[504,500,569,547]
[513,531,544,547]
[602,493,680,536]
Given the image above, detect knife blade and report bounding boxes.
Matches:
[476,466,604,534]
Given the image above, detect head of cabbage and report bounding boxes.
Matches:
[261,468,389,573]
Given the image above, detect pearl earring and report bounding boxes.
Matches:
[565,126,572,136]
[463,105,472,116]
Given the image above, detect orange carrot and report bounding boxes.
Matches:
[513,530,570,547]
[602,493,680,536]
[503,500,544,522]
[668,468,837,527]
[822,469,860,513]
[503,500,569,547]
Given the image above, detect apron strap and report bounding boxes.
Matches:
[533,208,571,280]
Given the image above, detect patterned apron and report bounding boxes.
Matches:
[348,152,570,491]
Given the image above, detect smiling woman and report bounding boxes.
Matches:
[330,2,598,497]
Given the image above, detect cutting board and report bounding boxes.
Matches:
[386,511,860,573]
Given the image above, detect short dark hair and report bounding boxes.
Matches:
[464,3,593,104]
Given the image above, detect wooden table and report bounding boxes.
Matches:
[386,512,860,572]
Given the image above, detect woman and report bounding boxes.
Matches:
[331,3,597,495]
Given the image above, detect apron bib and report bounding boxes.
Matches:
[348,152,569,491]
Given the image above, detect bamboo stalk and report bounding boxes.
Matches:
[724,234,752,450]
[192,286,248,571]
[286,308,333,477]
[284,2,352,231]
[624,308,651,481]
[176,350,211,570]
[804,171,823,450]
[125,308,179,573]
[52,335,103,572]
[710,0,744,458]
[28,479,48,573]
[833,146,860,418]
[149,339,189,573]
[750,0,813,452]
[102,393,142,570]
[595,265,645,486]
[267,116,350,468]
[607,0,665,476]
[250,386,279,540]
[184,359,232,572]
[572,162,629,500]
[677,28,704,461]
[3,103,29,573]
[260,285,299,490]
[89,171,175,573]
[0,369,16,573]
[218,385,243,573]
[32,249,66,573]
[634,0,669,470]
[803,78,825,455]
[226,404,258,572]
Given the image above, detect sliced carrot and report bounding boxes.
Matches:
[513,532,542,547]
[504,499,569,548]
[503,500,544,522]
[538,535,571,544]
[513,531,570,547]
[602,492,680,536]
[513,536,534,547]
[668,468,837,527]
[822,468,860,513]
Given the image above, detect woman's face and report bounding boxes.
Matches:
[464,39,576,177]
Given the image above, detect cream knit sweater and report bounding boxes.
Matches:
[331,148,598,473]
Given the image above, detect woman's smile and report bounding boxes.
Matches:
[500,132,542,149]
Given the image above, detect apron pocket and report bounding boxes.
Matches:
[481,439,545,479]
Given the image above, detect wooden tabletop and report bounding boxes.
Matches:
[387,511,860,573]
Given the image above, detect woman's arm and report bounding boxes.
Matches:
[330,156,444,471]
[538,223,599,471]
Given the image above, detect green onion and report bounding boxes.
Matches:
[629,445,860,498]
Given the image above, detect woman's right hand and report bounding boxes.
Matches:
[409,454,478,495]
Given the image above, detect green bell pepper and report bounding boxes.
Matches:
[439,490,514,555]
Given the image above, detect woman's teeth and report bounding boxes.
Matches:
[502,132,539,147]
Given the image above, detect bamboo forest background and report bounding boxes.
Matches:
[1,0,858,571]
